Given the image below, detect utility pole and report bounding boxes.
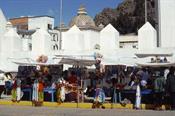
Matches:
[59,0,63,50]
[145,0,148,23]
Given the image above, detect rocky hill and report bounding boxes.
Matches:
[94,0,156,34]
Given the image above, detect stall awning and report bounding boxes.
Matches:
[136,62,175,67]
[135,53,173,58]
[135,49,173,58]
[11,57,61,66]
[58,57,96,66]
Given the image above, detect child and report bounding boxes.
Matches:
[92,84,105,109]
[56,79,65,104]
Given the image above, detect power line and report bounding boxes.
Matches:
[145,0,147,23]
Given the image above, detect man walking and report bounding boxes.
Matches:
[166,67,175,110]
[154,72,166,110]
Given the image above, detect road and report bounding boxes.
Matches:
[0,105,174,116]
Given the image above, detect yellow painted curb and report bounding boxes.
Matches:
[141,104,171,110]
[110,103,133,109]
[0,100,170,110]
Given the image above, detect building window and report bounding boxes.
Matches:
[53,44,58,50]
[151,0,155,8]
[132,45,137,48]
[94,44,100,50]
[120,45,123,48]
[29,43,32,51]
[56,35,59,41]
[53,35,56,41]
[48,24,52,30]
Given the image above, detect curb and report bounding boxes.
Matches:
[0,100,170,109]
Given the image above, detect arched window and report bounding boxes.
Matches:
[29,43,32,51]
[94,44,100,50]
[53,44,58,50]
[53,35,56,41]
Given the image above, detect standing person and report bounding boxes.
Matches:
[11,78,17,102]
[166,67,175,110]
[111,78,123,104]
[16,78,22,102]
[67,71,78,102]
[11,78,22,102]
[68,71,77,85]
[32,78,39,103]
[154,71,166,110]
[135,76,141,110]
[56,79,65,104]
[92,84,105,109]
[164,68,170,80]
[38,77,44,104]
[32,74,44,106]
[140,68,149,88]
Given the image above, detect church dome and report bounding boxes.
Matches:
[69,5,96,28]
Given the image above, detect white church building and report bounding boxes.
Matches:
[0,1,175,72]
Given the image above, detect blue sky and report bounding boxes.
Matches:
[0,0,122,27]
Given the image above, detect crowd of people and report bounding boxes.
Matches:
[81,66,175,110]
[1,65,175,110]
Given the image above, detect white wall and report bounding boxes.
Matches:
[100,24,119,51]
[119,34,138,49]
[22,39,31,51]
[62,25,85,51]
[28,17,54,30]
[48,29,60,51]
[120,42,138,49]
[1,28,22,53]
[0,28,23,72]
[138,22,157,50]
[82,30,100,50]
[0,9,7,52]
[159,0,175,48]
[32,29,52,56]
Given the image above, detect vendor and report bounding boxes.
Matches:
[32,73,44,106]
[68,71,77,85]
[134,76,141,110]
[154,71,166,110]
[11,77,22,102]
[56,79,65,103]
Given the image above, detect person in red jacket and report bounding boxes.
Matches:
[68,71,77,85]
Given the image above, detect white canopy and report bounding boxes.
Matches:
[12,56,96,67]
[100,49,137,66]
[136,62,175,67]
[55,54,96,66]
[11,57,61,66]
[136,48,173,58]
[58,57,96,66]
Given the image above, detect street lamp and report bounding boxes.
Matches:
[59,0,63,50]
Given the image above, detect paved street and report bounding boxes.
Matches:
[0,105,174,116]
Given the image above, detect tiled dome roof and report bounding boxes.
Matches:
[69,5,96,28]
